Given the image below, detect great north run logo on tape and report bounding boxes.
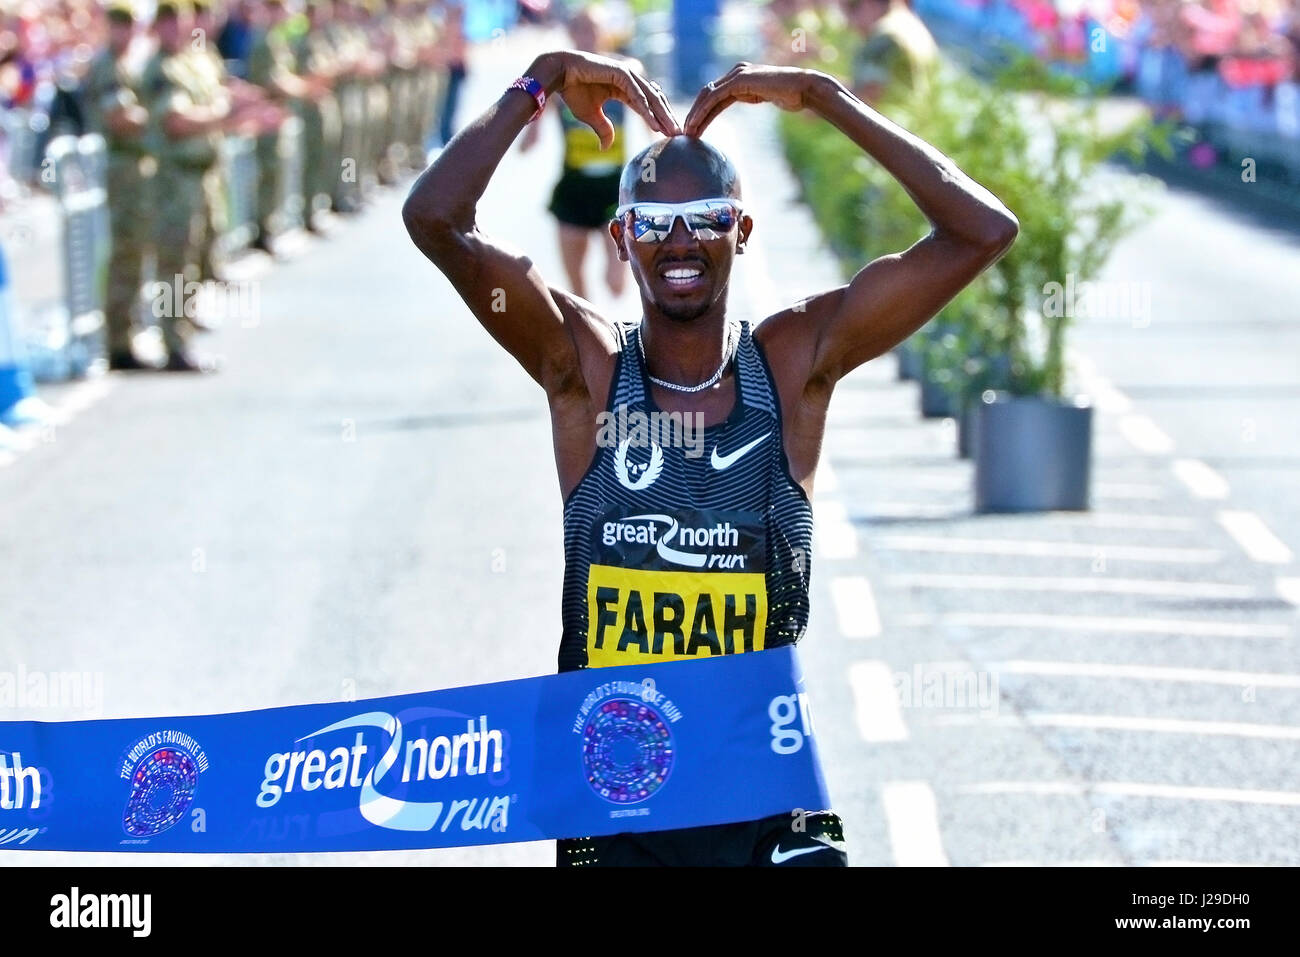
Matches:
[119,730,209,841]
[574,678,683,816]
[255,710,512,835]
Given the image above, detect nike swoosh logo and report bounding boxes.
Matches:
[711,432,771,471]
[770,843,832,864]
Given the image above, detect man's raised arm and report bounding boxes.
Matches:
[684,63,1019,389]
[401,50,678,392]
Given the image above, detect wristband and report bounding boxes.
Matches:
[508,75,546,123]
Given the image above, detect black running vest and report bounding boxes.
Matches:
[559,320,814,672]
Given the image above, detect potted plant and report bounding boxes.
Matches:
[958,59,1161,511]
[778,48,1165,510]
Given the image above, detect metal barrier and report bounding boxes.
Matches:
[273,115,304,235]
[41,133,108,379]
[221,134,259,255]
[1,108,44,187]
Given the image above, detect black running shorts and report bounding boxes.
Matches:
[557,811,848,867]
[548,168,621,230]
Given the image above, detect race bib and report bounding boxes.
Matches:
[586,508,769,667]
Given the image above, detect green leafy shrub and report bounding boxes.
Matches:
[778,47,1168,403]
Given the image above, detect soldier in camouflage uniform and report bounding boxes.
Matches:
[190,0,244,280]
[246,0,308,250]
[380,0,415,173]
[294,0,342,229]
[407,0,441,168]
[326,0,366,212]
[142,0,236,371]
[83,1,152,370]
[359,0,393,188]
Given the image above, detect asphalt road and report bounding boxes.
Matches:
[2,25,1297,866]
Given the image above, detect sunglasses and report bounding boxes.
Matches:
[613,198,744,244]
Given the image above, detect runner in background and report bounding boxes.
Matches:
[519,3,644,300]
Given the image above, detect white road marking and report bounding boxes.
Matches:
[1140,860,1266,868]
[989,660,1300,688]
[959,781,1300,806]
[979,860,1117,867]
[1067,350,1131,414]
[831,576,882,638]
[1277,577,1300,609]
[880,781,949,866]
[897,611,1291,638]
[1172,458,1230,499]
[1217,510,1294,564]
[1119,414,1176,454]
[886,572,1255,599]
[848,661,908,742]
[874,535,1221,563]
[815,499,859,559]
[1094,482,1165,499]
[1023,712,1300,740]
[861,507,1195,530]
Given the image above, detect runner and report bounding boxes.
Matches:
[519,5,642,301]
[402,53,1018,866]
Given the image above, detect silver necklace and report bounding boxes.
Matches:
[638,321,738,394]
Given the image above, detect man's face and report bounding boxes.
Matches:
[107,18,134,51]
[610,166,752,324]
[155,13,184,51]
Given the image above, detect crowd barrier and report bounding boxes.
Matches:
[3,114,308,380]
[44,134,109,380]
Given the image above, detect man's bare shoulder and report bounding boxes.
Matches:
[752,285,846,383]
[547,286,624,402]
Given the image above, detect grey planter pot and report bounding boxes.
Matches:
[974,392,1093,512]
[894,341,922,381]
[957,399,978,459]
[919,371,958,418]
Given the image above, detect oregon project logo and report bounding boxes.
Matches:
[573,678,683,815]
[120,729,209,840]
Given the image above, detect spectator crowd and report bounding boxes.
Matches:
[1,0,466,372]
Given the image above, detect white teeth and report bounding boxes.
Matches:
[663,268,702,280]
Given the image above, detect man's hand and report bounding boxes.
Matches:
[540,50,680,149]
[683,63,823,136]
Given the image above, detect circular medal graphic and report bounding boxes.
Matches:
[582,698,674,804]
[123,747,199,837]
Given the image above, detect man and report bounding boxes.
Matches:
[843,0,938,105]
[403,54,1017,865]
[325,0,367,211]
[141,0,231,370]
[293,0,342,229]
[246,0,306,249]
[519,4,641,300]
[404,0,440,168]
[82,0,151,370]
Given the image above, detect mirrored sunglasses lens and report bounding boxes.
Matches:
[686,203,737,239]
[631,210,673,243]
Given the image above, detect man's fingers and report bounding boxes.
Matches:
[609,69,661,134]
[634,73,682,135]
[684,82,732,137]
